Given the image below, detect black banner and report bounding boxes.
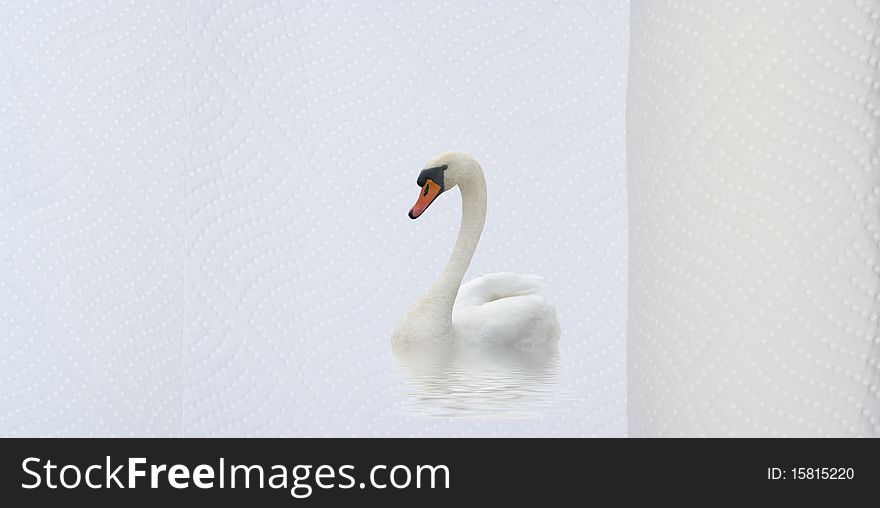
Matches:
[1,438,875,504]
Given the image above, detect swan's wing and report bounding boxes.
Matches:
[455,272,545,308]
[453,273,560,347]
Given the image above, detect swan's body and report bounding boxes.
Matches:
[392,152,560,349]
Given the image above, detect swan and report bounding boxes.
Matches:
[392,151,560,349]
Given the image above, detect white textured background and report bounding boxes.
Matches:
[1,1,629,436]
[0,1,186,436]
[628,0,880,437]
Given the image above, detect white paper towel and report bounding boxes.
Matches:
[182,0,629,437]
[0,1,185,436]
[627,0,880,437]
[1,1,629,436]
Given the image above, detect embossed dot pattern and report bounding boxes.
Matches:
[1,1,629,436]
[628,0,880,437]
[0,1,186,436]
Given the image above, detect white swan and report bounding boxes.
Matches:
[392,152,560,349]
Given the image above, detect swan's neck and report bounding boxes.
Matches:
[425,170,487,320]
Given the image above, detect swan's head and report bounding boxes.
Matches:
[408,151,479,219]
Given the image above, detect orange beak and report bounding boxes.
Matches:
[409,179,442,219]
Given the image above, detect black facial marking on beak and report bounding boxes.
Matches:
[416,165,448,191]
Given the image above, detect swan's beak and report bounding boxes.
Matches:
[409,179,442,219]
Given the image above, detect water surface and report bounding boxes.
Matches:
[392,346,574,419]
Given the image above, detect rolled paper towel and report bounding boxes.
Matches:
[627,0,880,436]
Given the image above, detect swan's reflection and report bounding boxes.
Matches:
[392,345,565,419]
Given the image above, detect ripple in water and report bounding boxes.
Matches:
[392,345,571,419]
